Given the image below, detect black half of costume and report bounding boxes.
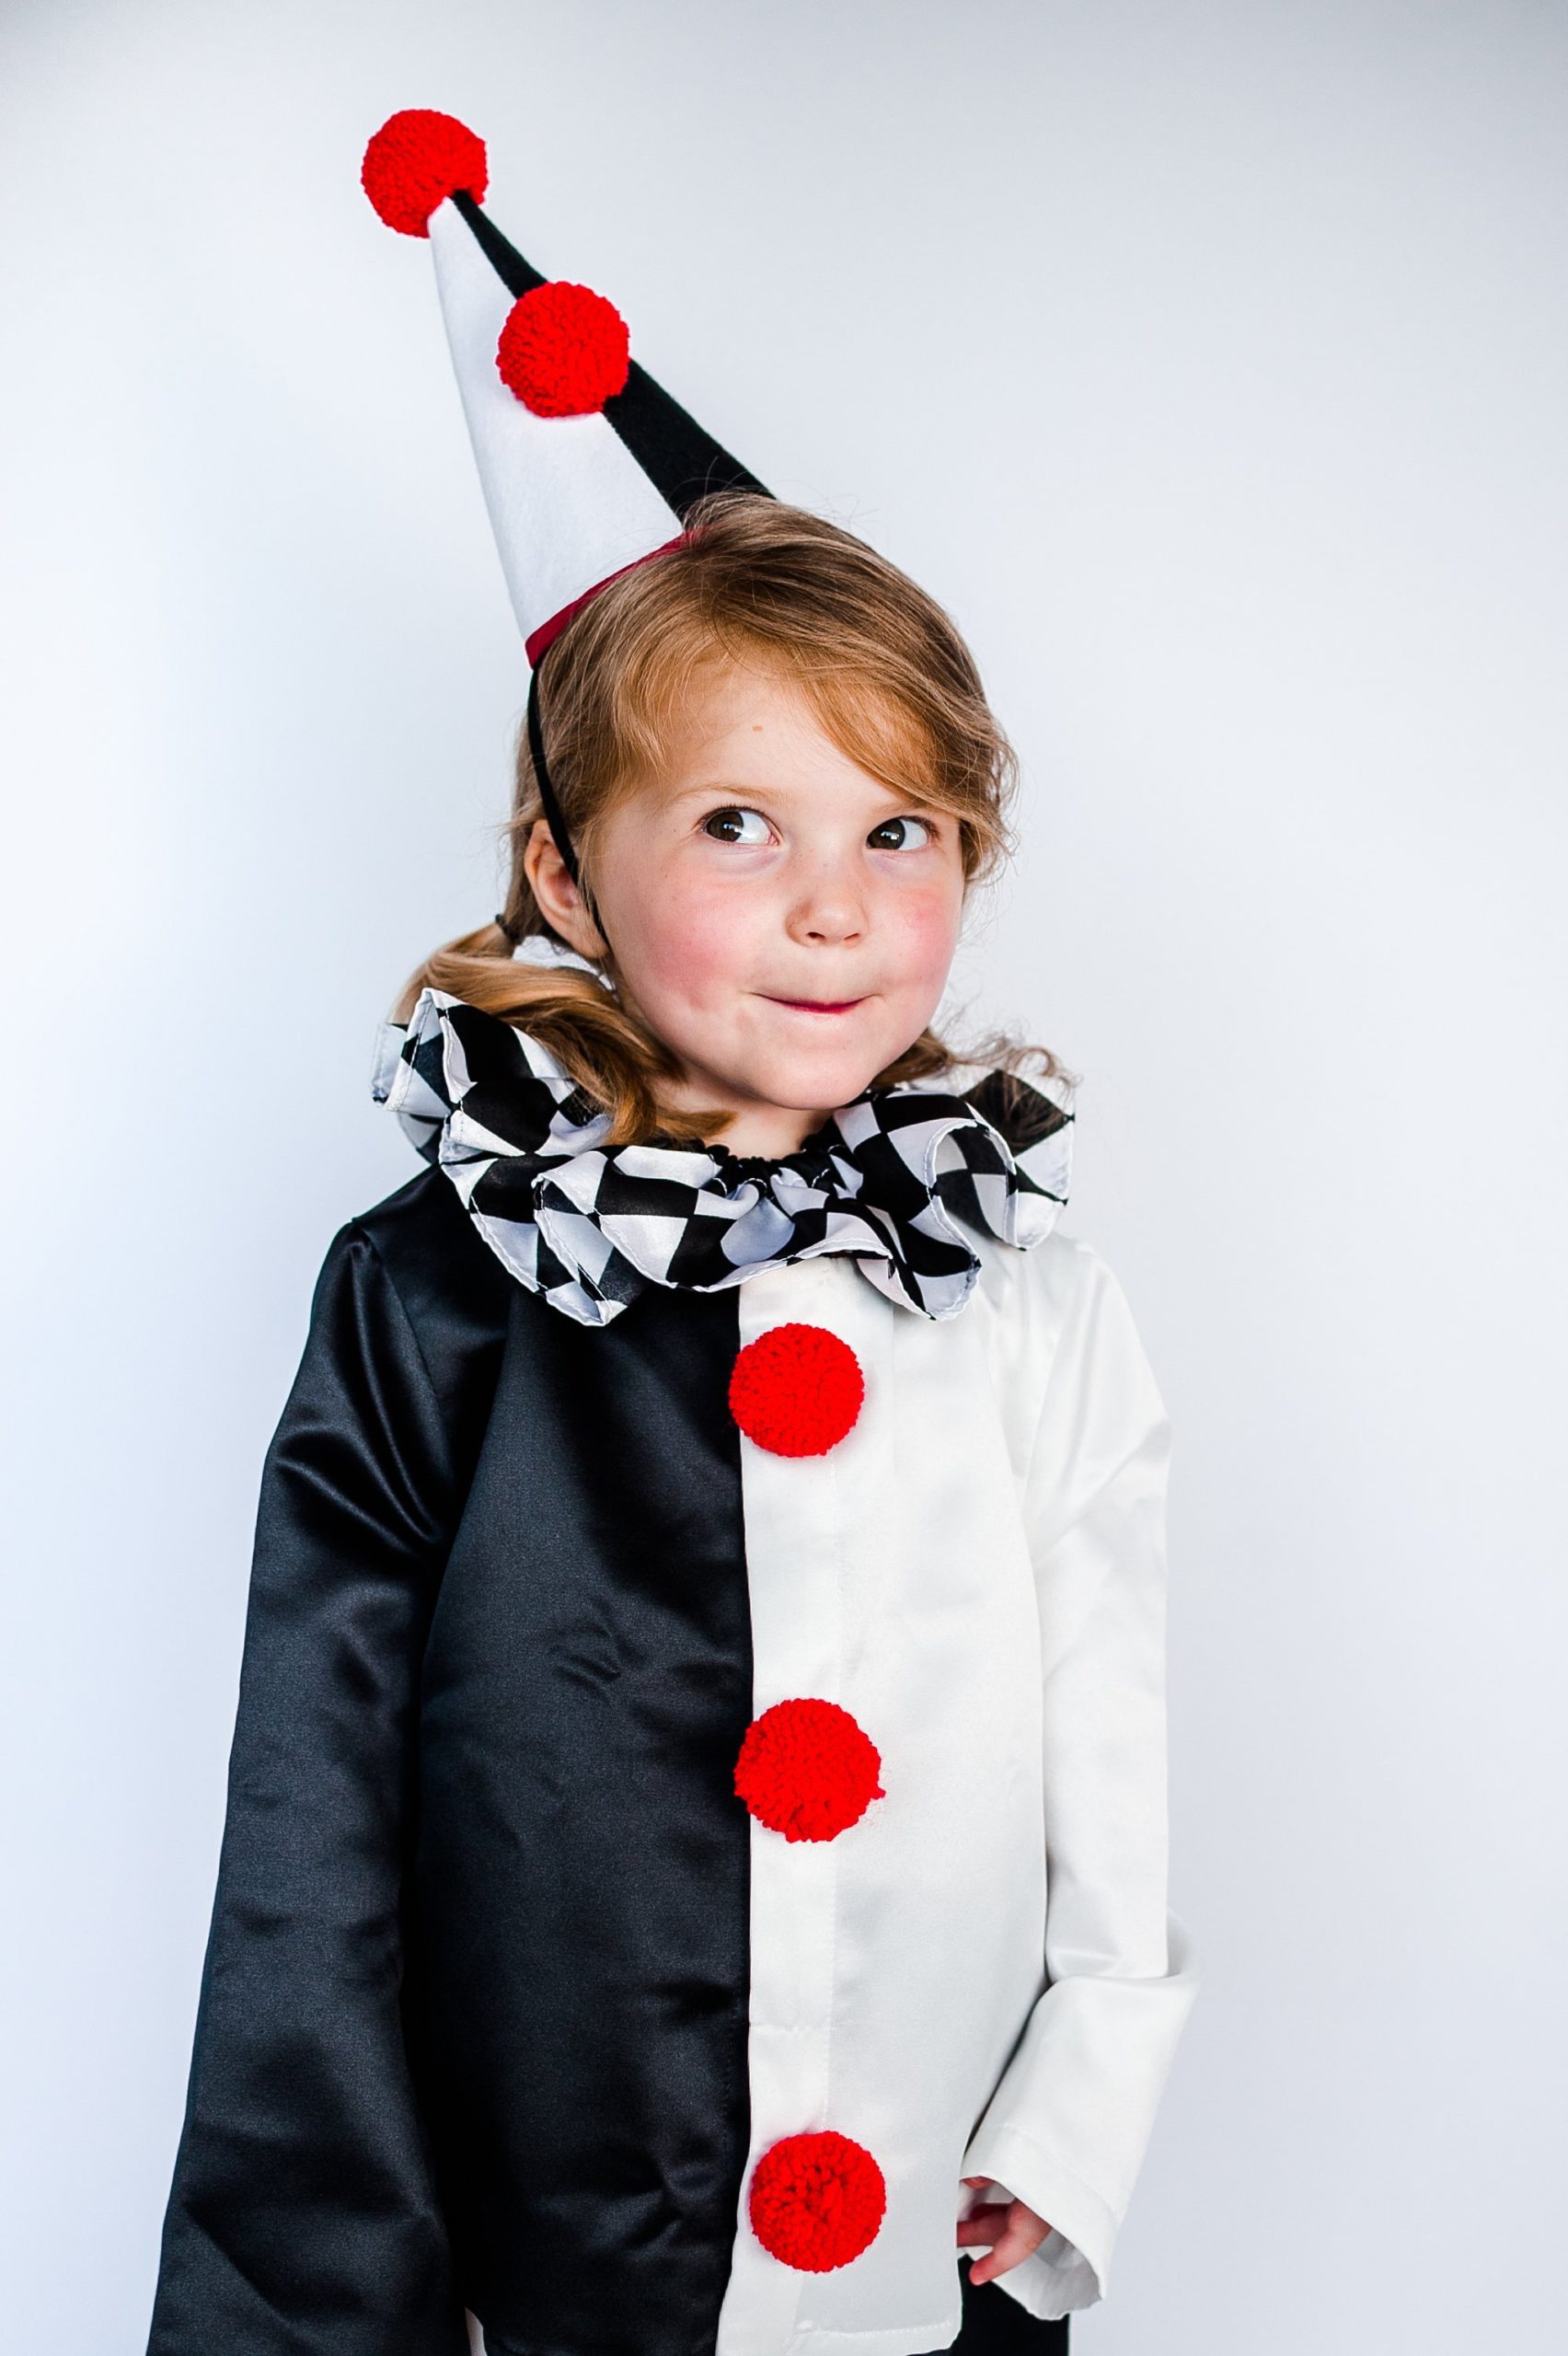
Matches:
[148,1169,751,2353]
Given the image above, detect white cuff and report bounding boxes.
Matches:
[958,2146,1113,2320]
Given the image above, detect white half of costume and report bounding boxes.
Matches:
[715,1233,1195,2346]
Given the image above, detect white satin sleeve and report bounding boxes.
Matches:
[961,1242,1198,2320]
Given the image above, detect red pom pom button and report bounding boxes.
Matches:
[495,283,631,417]
[729,1324,864,1457]
[735,1698,884,1842]
[362,109,488,237]
[749,2130,887,2271]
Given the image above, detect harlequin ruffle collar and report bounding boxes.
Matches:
[370,986,1074,1329]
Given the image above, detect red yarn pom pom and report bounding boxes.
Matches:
[728,1324,864,1458]
[749,2131,887,2272]
[495,283,631,417]
[735,1698,884,1842]
[361,110,488,237]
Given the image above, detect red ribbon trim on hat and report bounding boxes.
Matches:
[525,534,690,668]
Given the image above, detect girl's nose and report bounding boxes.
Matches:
[787,857,867,946]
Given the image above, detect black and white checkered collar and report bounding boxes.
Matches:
[370,987,1075,1329]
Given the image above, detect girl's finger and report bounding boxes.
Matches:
[955,2203,1010,2246]
[966,2207,1050,2287]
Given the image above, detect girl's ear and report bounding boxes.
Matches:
[523,819,608,959]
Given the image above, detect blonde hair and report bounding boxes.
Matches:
[393,491,1072,1144]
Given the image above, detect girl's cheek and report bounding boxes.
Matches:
[884,876,964,988]
[623,874,766,1006]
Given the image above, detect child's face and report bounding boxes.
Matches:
[530,664,967,1151]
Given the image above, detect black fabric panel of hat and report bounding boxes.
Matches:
[451,189,771,514]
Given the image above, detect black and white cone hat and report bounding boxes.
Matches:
[363,107,770,664]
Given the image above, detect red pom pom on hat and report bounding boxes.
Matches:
[496,283,631,417]
[749,2131,887,2271]
[729,1324,864,1458]
[735,1699,884,1842]
[362,110,488,237]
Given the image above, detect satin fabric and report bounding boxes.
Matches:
[709,1242,1192,2355]
[148,1172,757,2355]
[148,1152,1192,2354]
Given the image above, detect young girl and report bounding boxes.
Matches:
[145,111,1194,2356]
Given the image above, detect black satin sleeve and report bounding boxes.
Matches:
[146,1207,491,2355]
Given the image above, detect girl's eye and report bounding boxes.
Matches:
[702,806,772,846]
[867,815,934,851]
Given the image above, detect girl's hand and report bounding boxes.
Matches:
[956,2176,1051,2286]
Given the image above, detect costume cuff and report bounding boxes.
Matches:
[958,2142,1114,2320]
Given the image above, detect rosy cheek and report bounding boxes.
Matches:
[619,877,759,1010]
[886,880,963,987]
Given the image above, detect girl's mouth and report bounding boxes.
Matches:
[766,997,867,1015]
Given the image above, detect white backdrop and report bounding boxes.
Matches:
[2,3,1563,2350]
